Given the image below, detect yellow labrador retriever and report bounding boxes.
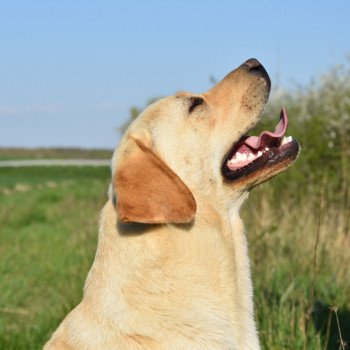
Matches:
[44,59,299,350]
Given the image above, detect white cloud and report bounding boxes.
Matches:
[24,104,62,114]
[0,104,63,116]
[0,105,19,115]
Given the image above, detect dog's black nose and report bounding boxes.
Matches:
[241,58,271,89]
[244,58,262,70]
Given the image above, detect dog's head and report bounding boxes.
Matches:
[112,59,300,224]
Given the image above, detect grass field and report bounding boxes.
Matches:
[0,166,110,349]
[0,165,349,349]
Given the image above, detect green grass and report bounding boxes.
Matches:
[0,166,110,349]
[1,166,349,349]
[243,184,350,349]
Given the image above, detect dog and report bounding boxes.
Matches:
[44,58,300,349]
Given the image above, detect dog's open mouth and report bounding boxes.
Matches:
[222,108,300,182]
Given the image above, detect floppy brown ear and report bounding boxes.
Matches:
[114,139,196,224]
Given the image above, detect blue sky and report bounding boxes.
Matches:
[1,0,349,148]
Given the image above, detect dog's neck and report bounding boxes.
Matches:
[84,197,259,349]
[198,192,259,348]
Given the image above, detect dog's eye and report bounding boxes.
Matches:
[188,97,204,113]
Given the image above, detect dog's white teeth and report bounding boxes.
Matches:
[229,152,258,165]
[229,135,294,167]
[230,151,266,165]
[281,136,293,145]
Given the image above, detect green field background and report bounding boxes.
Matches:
[0,167,110,349]
[1,165,349,349]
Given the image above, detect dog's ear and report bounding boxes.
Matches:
[114,139,196,224]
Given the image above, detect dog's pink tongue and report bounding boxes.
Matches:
[243,107,288,150]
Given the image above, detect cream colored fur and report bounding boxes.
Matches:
[44,60,285,349]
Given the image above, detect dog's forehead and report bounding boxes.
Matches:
[144,95,182,119]
[175,91,192,98]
